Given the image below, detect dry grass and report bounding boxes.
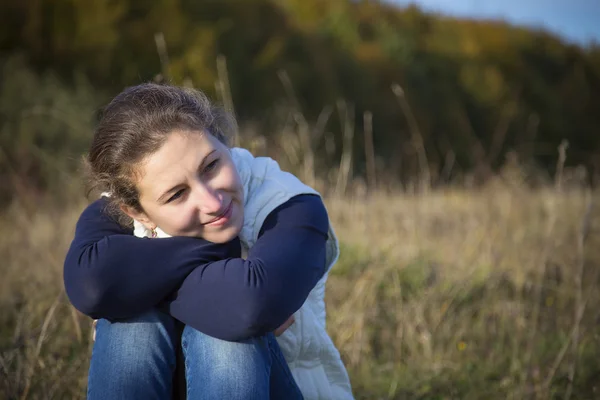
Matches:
[326,186,600,399]
[1,185,599,399]
[0,197,90,399]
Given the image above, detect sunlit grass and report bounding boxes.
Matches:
[1,185,598,399]
[325,187,600,399]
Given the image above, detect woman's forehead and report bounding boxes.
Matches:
[137,131,219,195]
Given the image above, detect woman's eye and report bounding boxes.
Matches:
[167,189,185,203]
[204,159,219,174]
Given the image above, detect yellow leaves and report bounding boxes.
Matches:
[280,0,332,32]
[461,35,481,58]
[253,37,285,70]
[460,64,506,105]
[69,0,126,51]
[169,27,217,90]
[354,42,385,64]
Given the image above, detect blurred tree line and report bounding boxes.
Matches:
[1,0,599,200]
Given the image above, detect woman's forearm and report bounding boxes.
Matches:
[63,198,241,319]
[166,195,328,341]
[63,195,328,341]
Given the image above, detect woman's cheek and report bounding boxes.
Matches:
[167,206,197,236]
[225,165,242,194]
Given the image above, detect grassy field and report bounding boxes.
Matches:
[0,185,598,399]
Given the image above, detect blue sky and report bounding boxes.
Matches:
[388,0,600,46]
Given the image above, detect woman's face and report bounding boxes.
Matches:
[125,130,244,243]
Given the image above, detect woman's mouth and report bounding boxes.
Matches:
[204,202,233,227]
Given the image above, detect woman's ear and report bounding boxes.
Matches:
[120,204,154,230]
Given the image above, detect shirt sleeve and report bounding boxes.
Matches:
[166,194,328,341]
[63,198,241,319]
[63,194,329,341]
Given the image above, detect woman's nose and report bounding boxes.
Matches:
[191,184,223,214]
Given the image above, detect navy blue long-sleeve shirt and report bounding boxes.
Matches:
[63,194,328,341]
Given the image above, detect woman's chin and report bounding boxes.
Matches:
[165,215,243,243]
[203,226,241,243]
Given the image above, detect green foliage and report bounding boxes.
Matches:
[0,2,598,397]
[1,0,599,189]
[0,55,102,203]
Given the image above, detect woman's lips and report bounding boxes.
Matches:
[204,202,233,227]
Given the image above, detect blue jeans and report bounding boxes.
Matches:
[87,309,303,399]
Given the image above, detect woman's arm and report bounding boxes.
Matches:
[63,198,241,319]
[166,194,328,341]
[63,194,328,341]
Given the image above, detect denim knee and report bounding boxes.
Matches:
[87,309,179,400]
[181,326,271,400]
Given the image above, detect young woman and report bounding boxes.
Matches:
[63,83,353,399]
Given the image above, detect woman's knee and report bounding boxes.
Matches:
[88,309,181,399]
[182,326,272,399]
[181,326,269,368]
[94,309,179,352]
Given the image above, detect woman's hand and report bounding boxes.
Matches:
[92,319,98,341]
[274,315,295,336]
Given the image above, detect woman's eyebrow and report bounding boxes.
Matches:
[156,149,217,203]
[197,149,217,170]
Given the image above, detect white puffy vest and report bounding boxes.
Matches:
[134,148,353,399]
